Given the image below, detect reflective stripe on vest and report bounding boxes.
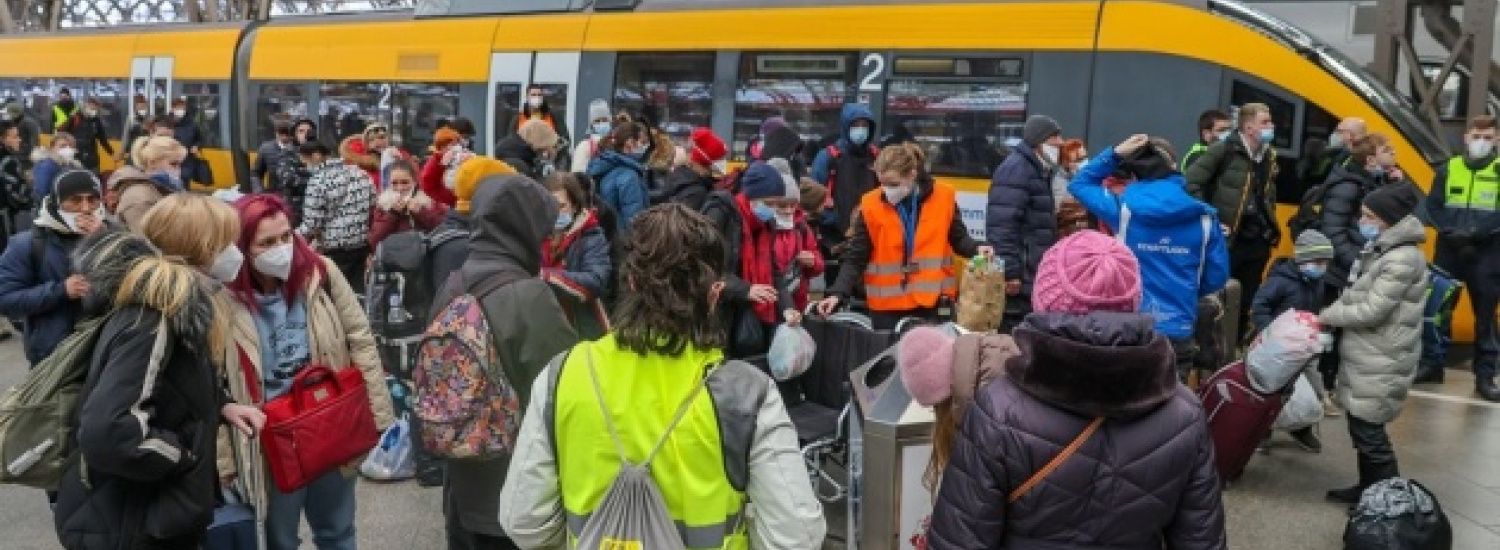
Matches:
[860,182,958,311]
[554,339,748,550]
[1444,156,1500,211]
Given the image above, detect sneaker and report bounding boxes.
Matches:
[1290,427,1323,453]
[1324,395,1343,417]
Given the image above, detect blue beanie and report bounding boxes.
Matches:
[741,161,787,201]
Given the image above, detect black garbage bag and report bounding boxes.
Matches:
[1343,478,1452,550]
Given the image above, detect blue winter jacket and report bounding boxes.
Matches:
[1250,258,1325,330]
[587,151,648,236]
[1069,150,1231,339]
[809,103,878,185]
[985,145,1057,294]
[0,213,86,365]
[32,159,63,198]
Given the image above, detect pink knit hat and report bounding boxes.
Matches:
[1031,230,1142,314]
[898,326,957,407]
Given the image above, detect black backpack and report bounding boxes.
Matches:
[367,225,470,342]
[1287,181,1334,237]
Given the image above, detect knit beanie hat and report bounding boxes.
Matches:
[741,161,792,201]
[1022,114,1062,147]
[1363,184,1419,226]
[760,116,788,138]
[898,326,958,407]
[432,128,461,152]
[1032,230,1142,314]
[588,99,611,122]
[518,119,559,150]
[689,127,728,166]
[54,169,101,200]
[454,156,518,214]
[1293,230,1335,262]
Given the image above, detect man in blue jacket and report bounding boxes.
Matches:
[1070,134,1232,381]
[810,103,879,287]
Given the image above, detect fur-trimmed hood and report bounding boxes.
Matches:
[31,146,81,168]
[71,229,216,354]
[1007,311,1179,418]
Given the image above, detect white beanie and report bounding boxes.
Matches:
[588,99,610,122]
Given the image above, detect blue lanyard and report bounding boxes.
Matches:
[896,190,921,265]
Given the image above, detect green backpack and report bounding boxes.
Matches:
[0,312,115,490]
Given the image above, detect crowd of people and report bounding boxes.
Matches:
[0,82,1492,550]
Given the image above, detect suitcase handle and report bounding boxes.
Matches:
[289,366,350,413]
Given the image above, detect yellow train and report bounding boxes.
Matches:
[0,0,1473,338]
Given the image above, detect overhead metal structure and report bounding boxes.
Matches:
[1373,0,1498,131]
[0,0,415,32]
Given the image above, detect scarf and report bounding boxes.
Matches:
[542,209,598,269]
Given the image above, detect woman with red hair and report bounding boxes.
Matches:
[215,193,393,550]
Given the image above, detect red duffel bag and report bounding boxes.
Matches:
[241,357,379,493]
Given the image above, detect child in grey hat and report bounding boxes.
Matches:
[1250,229,1335,452]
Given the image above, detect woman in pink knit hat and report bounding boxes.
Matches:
[924,230,1227,550]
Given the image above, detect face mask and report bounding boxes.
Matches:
[1369,165,1386,178]
[555,213,573,231]
[172,109,186,118]
[592,122,610,137]
[443,168,459,190]
[1468,139,1494,159]
[883,185,911,204]
[774,213,795,230]
[1215,130,1231,144]
[135,108,146,117]
[1299,263,1325,279]
[1258,127,1276,144]
[150,171,182,190]
[711,160,728,175]
[848,127,870,145]
[83,109,97,118]
[56,147,75,161]
[1358,221,1382,241]
[209,245,245,283]
[252,243,294,281]
[527,96,544,109]
[1328,133,1345,149]
[752,202,776,223]
[1041,144,1060,163]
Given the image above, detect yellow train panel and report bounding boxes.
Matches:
[249,19,498,82]
[134,29,242,80]
[491,14,589,50]
[584,3,1099,51]
[0,35,136,77]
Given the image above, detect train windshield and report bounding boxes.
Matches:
[1209,0,1450,165]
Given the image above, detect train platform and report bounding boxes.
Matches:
[2,336,1500,549]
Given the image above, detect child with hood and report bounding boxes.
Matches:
[368,160,448,247]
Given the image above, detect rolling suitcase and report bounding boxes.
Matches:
[1198,360,1286,482]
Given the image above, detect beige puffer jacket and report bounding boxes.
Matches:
[215,254,394,494]
[1320,215,1428,424]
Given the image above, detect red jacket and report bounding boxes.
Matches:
[420,153,456,207]
[770,210,825,313]
[368,191,448,248]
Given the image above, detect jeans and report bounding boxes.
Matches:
[1347,415,1399,485]
[1169,337,1199,384]
[265,470,359,550]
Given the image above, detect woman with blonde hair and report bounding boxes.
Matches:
[31,131,80,197]
[116,136,185,233]
[219,193,392,550]
[54,193,266,550]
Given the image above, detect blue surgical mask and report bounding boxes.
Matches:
[848,127,870,146]
[591,122,610,137]
[149,172,182,191]
[555,213,573,231]
[1358,221,1381,241]
[752,202,776,223]
[1299,263,1325,279]
[1215,130,1231,143]
[1369,165,1386,178]
[1259,127,1276,144]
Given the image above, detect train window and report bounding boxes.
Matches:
[1230,80,1295,151]
[255,83,309,145]
[1282,101,1340,204]
[884,79,1027,177]
[179,81,222,148]
[493,82,523,145]
[22,79,52,132]
[732,52,857,161]
[391,82,460,156]
[318,82,388,147]
[614,52,715,142]
[86,79,129,140]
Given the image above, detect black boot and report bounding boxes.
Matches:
[1478,377,1500,402]
[1413,362,1445,384]
[1327,455,1374,504]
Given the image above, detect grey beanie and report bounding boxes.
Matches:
[588,99,610,122]
[1022,114,1062,147]
[1293,230,1335,262]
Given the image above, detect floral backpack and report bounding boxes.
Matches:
[412,272,524,460]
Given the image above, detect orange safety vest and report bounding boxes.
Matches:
[859,182,958,311]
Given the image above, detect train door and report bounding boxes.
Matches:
[485,51,581,165]
[129,56,174,118]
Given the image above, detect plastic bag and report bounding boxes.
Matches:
[1273,376,1323,430]
[360,416,414,481]
[957,258,1006,333]
[1344,478,1453,550]
[1245,309,1323,393]
[768,324,817,381]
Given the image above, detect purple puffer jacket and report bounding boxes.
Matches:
[927,312,1227,550]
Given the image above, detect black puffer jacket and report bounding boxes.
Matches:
[928,312,1226,550]
[1319,164,1379,285]
[54,230,224,550]
[985,146,1057,296]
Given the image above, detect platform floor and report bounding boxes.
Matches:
[3,336,1500,549]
